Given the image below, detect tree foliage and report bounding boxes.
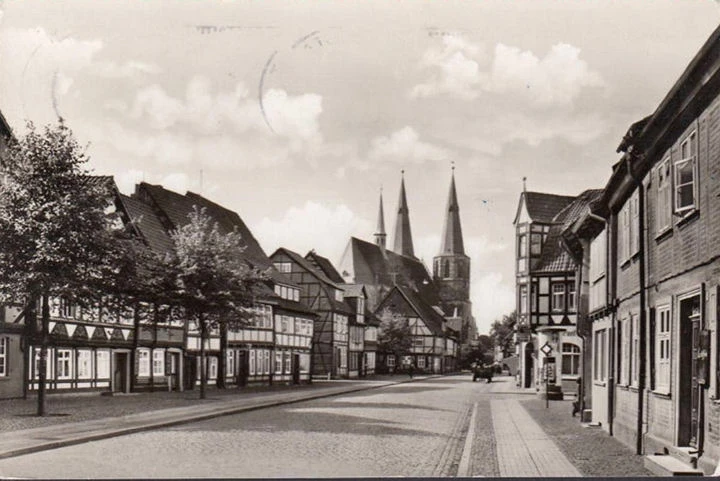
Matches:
[377,308,413,358]
[0,122,118,415]
[163,206,268,398]
[489,310,517,358]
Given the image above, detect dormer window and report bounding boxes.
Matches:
[274,284,300,301]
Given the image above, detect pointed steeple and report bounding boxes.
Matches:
[374,188,387,249]
[393,171,415,258]
[440,164,465,255]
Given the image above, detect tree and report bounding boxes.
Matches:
[489,310,517,358]
[163,206,267,399]
[377,308,412,370]
[0,122,117,416]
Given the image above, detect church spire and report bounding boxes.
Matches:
[393,171,415,257]
[440,164,465,255]
[374,187,387,249]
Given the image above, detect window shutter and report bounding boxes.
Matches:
[649,308,656,391]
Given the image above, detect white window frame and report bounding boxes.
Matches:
[417,356,426,369]
[57,349,73,379]
[208,357,218,379]
[387,354,395,367]
[96,350,110,378]
[274,262,292,273]
[551,283,565,312]
[674,131,697,216]
[226,350,234,377]
[264,350,271,375]
[655,306,671,393]
[520,285,528,314]
[77,349,92,379]
[249,349,256,375]
[152,350,164,377]
[0,337,8,377]
[138,349,150,377]
[630,314,639,387]
[561,343,580,376]
[656,157,672,233]
[568,283,576,312]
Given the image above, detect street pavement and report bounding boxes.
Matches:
[0,375,651,478]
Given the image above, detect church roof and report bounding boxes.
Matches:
[347,236,440,306]
[439,171,465,255]
[393,175,415,258]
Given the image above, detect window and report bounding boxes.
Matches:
[274,262,292,273]
[249,350,256,375]
[551,284,565,312]
[283,351,291,374]
[138,349,150,377]
[568,283,576,312]
[153,350,164,376]
[387,355,395,367]
[280,316,289,333]
[655,307,671,392]
[264,350,270,375]
[531,284,537,312]
[339,347,347,368]
[593,330,604,381]
[657,157,672,232]
[518,234,527,257]
[0,337,7,376]
[334,289,343,302]
[208,357,217,379]
[227,350,234,377]
[443,260,450,278]
[59,298,75,319]
[630,192,639,255]
[675,131,697,215]
[77,350,92,379]
[254,304,273,329]
[275,351,283,374]
[96,350,110,378]
[561,343,580,376]
[530,233,543,256]
[57,349,73,379]
[412,337,424,349]
[631,314,639,387]
[617,320,624,384]
[417,356,426,369]
[519,285,528,314]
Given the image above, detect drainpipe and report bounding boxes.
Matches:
[626,153,648,456]
[608,214,617,437]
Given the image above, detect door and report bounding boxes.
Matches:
[524,343,534,388]
[679,295,702,447]
[292,354,300,384]
[236,351,248,387]
[169,353,181,391]
[184,355,197,390]
[113,353,128,393]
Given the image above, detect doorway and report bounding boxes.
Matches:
[678,294,702,447]
[113,352,129,393]
[292,354,300,384]
[236,351,248,387]
[524,343,534,388]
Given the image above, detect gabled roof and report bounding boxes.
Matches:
[340,283,366,298]
[532,189,603,274]
[272,247,354,315]
[117,194,175,254]
[305,251,344,284]
[392,285,446,336]
[515,191,575,225]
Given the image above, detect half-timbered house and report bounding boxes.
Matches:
[270,248,353,379]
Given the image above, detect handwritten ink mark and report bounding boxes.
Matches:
[259,50,278,134]
[292,30,321,49]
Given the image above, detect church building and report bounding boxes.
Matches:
[337,168,476,366]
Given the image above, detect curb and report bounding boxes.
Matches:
[0,374,445,460]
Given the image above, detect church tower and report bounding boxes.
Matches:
[393,171,415,258]
[374,189,387,250]
[433,166,474,342]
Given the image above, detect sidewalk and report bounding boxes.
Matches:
[0,375,434,460]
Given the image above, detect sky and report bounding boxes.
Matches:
[0,0,718,334]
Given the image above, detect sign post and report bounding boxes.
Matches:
[541,342,555,409]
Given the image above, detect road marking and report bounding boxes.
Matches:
[457,401,478,477]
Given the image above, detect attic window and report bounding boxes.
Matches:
[334,289,343,302]
[274,262,292,273]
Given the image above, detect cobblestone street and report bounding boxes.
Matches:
[0,375,651,478]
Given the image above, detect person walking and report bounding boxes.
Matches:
[407,361,415,379]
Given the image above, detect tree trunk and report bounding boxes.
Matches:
[217,323,227,389]
[37,291,50,417]
[199,315,206,400]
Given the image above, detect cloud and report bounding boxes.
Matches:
[485,43,604,107]
[411,36,483,100]
[92,60,161,78]
[410,38,604,107]
[471,273,515,334]
[159,172,190,194]
[115,169,145,195]
[253,201,372,263]
[368,126,450,165]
